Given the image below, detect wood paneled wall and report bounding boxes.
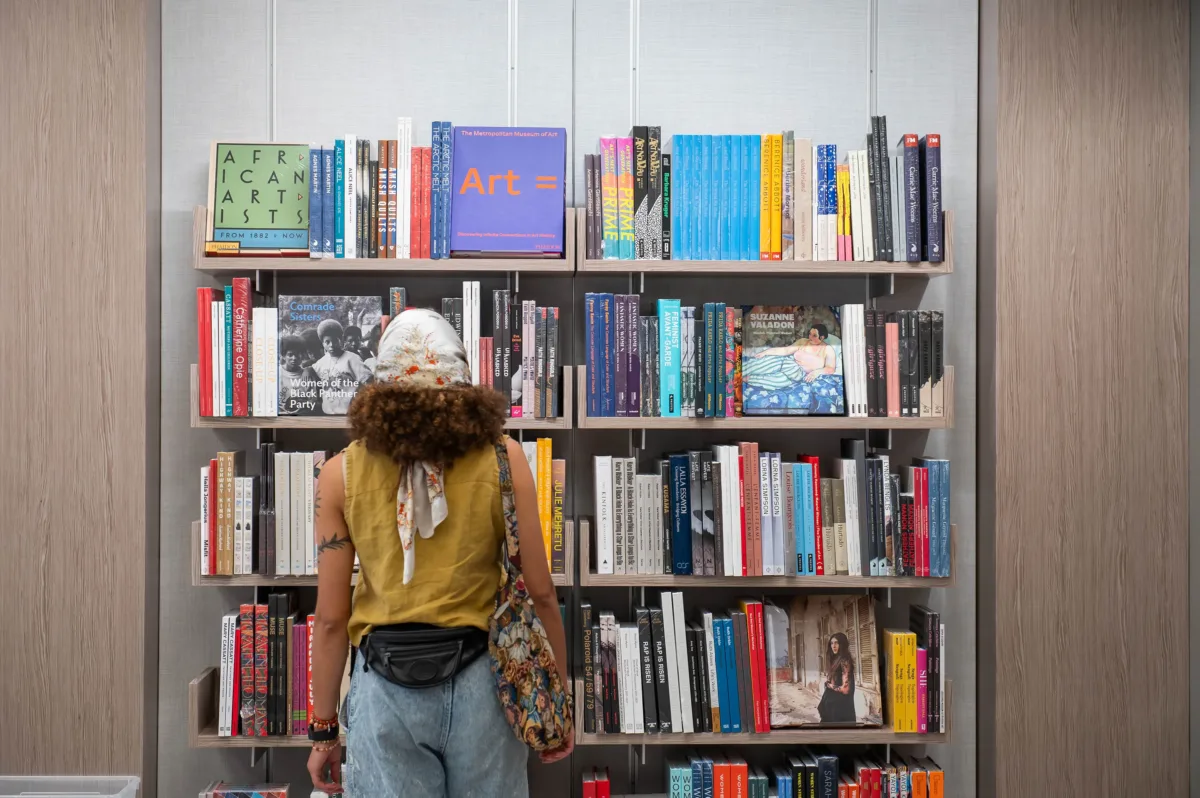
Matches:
[0,0,153,781]
[984,0,1188,793]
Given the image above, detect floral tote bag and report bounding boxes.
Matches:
[488,440,574,751]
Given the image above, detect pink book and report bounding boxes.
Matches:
[724,307,736,417]
[916,646,929,733]
[885,321,900,418]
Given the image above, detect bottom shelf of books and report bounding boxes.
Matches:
[190,667,313,748]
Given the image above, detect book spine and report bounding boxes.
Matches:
[266,594,277,734]
[430,124,442,258]
[238,605,254,735]
[333,140,345,257]
[231,278,250,417]
[672,135,685,259]
[719,135,731,260]
[687,452,703,574]
[308,147,322,257]
[661,152,672,259]
[632,126,648,259]
[670,456,692,574]
[920,134,943,261]
[409,144,420,260]
[646,126,663,259]
[625,296,639,416]
[319,147,333,256]
[600,137,619,258]
[782,131,794,259]
[711,455,725,576]
[617,137,635,259]
[758,135,771,259]
[721,618,741,732]
[614,295,628,417]
[523,301,536,416]
[920,310,933,417]
[551,459,565,574]
[876,117,894,260]
[770,133,783,259]
[584,294,599,417]
[584,153,597,259]
[658,299,681,416]
[197,289,212,416]
[649,606,672,732]
[344,135,357,258]
[594,456,614,574]
[548,307,560,417]
[537,438,552,559]
[377,140,389,256]
[636,607,658,733]
[581,603,596,733]
[253,603,268,735]
[199,467,211,576]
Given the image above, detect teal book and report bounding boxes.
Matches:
[731,136,743,259]
[747,136,760,261]
[657,299,682,416]
[720,134,732,260]
[689,136,701,260]
[699,135,711,259]
[223,285,233,415]
[334,139,345,258]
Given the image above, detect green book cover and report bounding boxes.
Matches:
[207,142,310,253]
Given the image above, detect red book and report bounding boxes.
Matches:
[253,604,268,736]
[421,147,432,258]
[738,600,763,732]
[230,626,240,736]
[901,497,915,577]
[798,455,824,574]
[208,458,219,574]
[737,454,747,576]
[872,767,882,798]
[581,772,596,798]
[238,604,254,736]
[595,768,610,798]
[713,760,731,798]
[196,288,213,416]
[751,603,770,731]
[747,443,761,576]
[410,147,421,260]
[231,277,251,417]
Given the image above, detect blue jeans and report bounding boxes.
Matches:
[342,651,530,798]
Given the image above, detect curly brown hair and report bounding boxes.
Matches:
[347,380,508,466]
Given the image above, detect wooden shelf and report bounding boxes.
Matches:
[193,206,575,273]
[191,519,574,587]
[190,363,574,431]
[189,667,316,748]
[576,210,954,275]
[575,367,953,430]
[577,519,955,588]
[574,679,951,745]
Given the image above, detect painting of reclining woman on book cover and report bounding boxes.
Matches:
[764,594,882,728]
[740,305,845,415]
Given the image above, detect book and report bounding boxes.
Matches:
[920,134,943,261]
[617,136,635,259]
[276,295,380,416]
[740,306,846,415]
[206,142,309,255]
[764,595,883,727]
[661,151,672,258]
[632,126,649,258]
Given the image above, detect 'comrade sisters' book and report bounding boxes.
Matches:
[450,127,566,257]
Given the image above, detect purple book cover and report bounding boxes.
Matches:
[450,126,566,255]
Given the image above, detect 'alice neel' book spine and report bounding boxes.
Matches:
[368,160,378,259]
[931,310,945,417]
[581,603,596,733]
[333,140,345,257]
[308,147,322,257]
[584,154,597,259]
[636,607,658,733]
[920,133,943,261]
[547,307,559,418]
[661,152,672,259]
[647,126,662,259]
[632,126,649,259]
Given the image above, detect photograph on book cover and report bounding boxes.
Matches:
[764,594,882,727]
[741,305,845,415]
[277,295,381,415]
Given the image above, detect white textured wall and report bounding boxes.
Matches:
[160,1,977,794]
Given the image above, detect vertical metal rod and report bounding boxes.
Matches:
[506,0,514,126]
[267,0,276,141]
[867,0,878,117]
[887,588,892,608]
[512,0,519,125]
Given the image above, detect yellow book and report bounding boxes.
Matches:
[882,630,902,732]
[836,164,850,260]
[537,438,552,557]
[759,135,772,259]
[769,133,783,259]
[906,632,919,732]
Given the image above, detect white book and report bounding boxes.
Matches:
[845,304,858,417]
[614,622,629,733]
[758,453,771,575]
[795,137,813,261]
[402,117,413,258]
[612,455,626,574]
[622,459,636,574]
[304,452,316,575]
[200,466,211,576]
[290,453,306,575]
[670,591,694,733]
[659,594,683,732]
[242,478,254,576]
[521,441,536,475]
[625,624,645,733]
[837,459,862,576]
[769,453,784,576]
[263,307,278,416]
[824,153,838,262]
[849,153,864,261]
[275,451,291,575]
[218,612,232,735]
[635,475,649,574]
[651,474,663,574]
[250,307,261,416]
[701,611,720,726]
[712,447,730,576]
[811,144,819,261]
[210,302,220,416]
[232,475,244,575]
[939,622,946,733]
[470,281,480,383]
[344,135,357,258]
[462,282,472,381]
[858,151,876,261]
[214,301,225,417]
[594,456,614,574]
[856,304,869,417]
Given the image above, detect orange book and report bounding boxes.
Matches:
[909,764,928,798]
[410,146,421,259]
[377,140,389,255]
[729,758,749,798]
[922,758,943,798]
[712,760,731,798]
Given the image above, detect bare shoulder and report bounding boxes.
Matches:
[504,436,524,463]
[319,452,346,508]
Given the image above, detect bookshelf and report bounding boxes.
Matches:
[575,210,955,275]
[190,363,575,431]
[189,667,312,748]
[192,206,576,273]
[575,367,954,430]
[190,519,575,588]
[571,679,952,746]
[575,519,955,588]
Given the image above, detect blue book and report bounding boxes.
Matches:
[917,458,951,576]
[690,759,703,798]
[714,302,726,416]
[696,135,708,259]
[708,134,720,259]
[672,135,686,260]
[799,463,816,575]
[689,136,702,261]
[333,140,345,257]
[669,454,692,573]
[791,464,805,575]
[701,758,714,798]
[584,293,600,417]
[721,617,741,732]
[720,135,732,260]
[712,619,732,733]
[747,136,760,261]
[730,136,742,259]
[668,763,686,798]
[657,299,681,416]
[321,148,335,255]
[597,293,615,416]
[223,285,233,415]
[430,122,442,258]
[308,147,321,257]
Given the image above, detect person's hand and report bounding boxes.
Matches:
[804,372,818,382]
[308,741,343,793]
[539,736,574,764]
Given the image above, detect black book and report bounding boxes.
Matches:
[815,752,839,798]
[546,306,559,417]
[590,623,602,731]
[711,462,724,576]
[872,457,886,573]
[258,444,273,575]
[647,126,662,259]
[910,604,941,732]
[368,160,378,259]
[658,460,673,574]
[635,607,658,733]
[631,126,648,258]
[889,471,902,575]
[648,315,661,417]
[906,310,920,417]
[685,625,702,731]
[661,153,672,259]
[919,309,933,418]
[581,603,596,733]
[510,299,522,410]
[864,454,878,573]
[876,116,894,261]
[786,756,805,798]
[688,452,704,574]
[866,130,881,259]
[649,606,672,732]
[897,311,911,416]
[865,310,878,417]
[267,593,279,734]
[699,451,715,576]
[600,614,615,732]
[593,155,604,259]
[584,153,597,259]
[638,317,650,416]
[692,623,712,732]
[614,295,628,417]
[931,310,945,417]
[535,307,548,418]
[360,141,370,256]
[840,438,870,576]
[731,611,754,733]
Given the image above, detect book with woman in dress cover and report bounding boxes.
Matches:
[277,295,380,415]
[763,594,882,728]
[740,305,845,415]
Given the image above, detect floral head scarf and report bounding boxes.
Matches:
[373,309,471,584]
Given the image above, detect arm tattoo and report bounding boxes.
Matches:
[313,483,322,515]
[318,533,351,554]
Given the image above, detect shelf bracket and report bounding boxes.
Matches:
[886,588,892,609]
[867,274,894,299]
[639,271,645,294]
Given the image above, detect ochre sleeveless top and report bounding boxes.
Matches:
[343,439,504,646]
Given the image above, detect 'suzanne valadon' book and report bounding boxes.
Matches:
[740,305,846,416]
[206,142,310,256]
[449,127,567,257]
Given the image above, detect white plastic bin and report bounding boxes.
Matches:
[0,776,138,798]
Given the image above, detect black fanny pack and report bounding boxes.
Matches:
[361,623,489,689]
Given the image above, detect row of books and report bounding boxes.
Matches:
[581,118,943,263]
[200,447,326,577]
[215,597,312,737]
[205,124,567,259]
[195,284,562,419]
[592,443,951,578]
[198,785,289,798]
[584,299,946,419]
[516,439,568,574]
[581,594,946,737]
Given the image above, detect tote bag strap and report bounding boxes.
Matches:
[493,439,524,579]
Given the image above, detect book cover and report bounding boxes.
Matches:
[600,137,619,258]
[377,140,389,256]
[616,136,635,259]
[623,295,639,416]
[919,310,933,417]
[646,126,663,259]
[308,147,322,257]
[658,299,681,416]
[333,140,345,257]
[649,606,673,732]
[614,295,628,417]
[759,135,772,259]
[206,142,308,255]
[253,603,268,735]
[631,126,649,258]
[344,135,358,258]
[669,454,692,574]
[449,126,565,256]
[740,306,845,415]
[584,153,597,259]
[920,134,943,261]
[764,595,882,727]
[277,296,379,415]
[931,310,945,417]
[238,604,255,735]
[636,607,658,732]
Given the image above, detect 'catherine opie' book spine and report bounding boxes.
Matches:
[920,134,943,261]
[636,607,658,733]
[632,126,649,259]
[661,152,672,259]
[647,126,662,259]
[309,147,322,257]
